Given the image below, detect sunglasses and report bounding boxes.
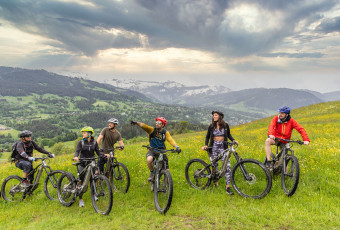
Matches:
[156,121,163,125]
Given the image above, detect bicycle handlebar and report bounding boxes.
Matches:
[100,147,122,152]
[275,137,303,145]
[203,141,238,151]
[142,145,176,153]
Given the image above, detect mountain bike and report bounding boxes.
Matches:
[57,157,113,215]
[142,145,176,214]
[185,142,272,199]
[264,137,303,196]
[100,147,130,193]
[1,155,64,202]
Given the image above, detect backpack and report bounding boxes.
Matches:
[11,141,24,161]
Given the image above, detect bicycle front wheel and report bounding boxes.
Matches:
[231,159,272,199]
[110,163,130,193]
[44,170,65,200]
[185,158,212,189]
[1,175,24,202]
[57,172,76,207]
[154,170,173,214]
[281,155,300,196]
[91,175,113,215]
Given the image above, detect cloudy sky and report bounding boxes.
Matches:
[0,0,339,92]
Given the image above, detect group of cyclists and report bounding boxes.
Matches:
[9,106,310,206]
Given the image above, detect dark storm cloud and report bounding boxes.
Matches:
[0,0,339,57]
[317,16,340,33]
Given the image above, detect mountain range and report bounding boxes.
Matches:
[104,78,340,115]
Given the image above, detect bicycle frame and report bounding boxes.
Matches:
[204,144,251,181]
[25,158,52,193]
[75,160,98,195]
[274,143,295,176]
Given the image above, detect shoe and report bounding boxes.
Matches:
[79,199,85,207]
[226,187,234,195]
[265,161,273,171]
[148,172,155,182]
[21,180,30,188]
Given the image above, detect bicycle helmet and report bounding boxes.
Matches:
[278,106,291,114]
[155,117,167,126]
[211,110,224,119]
[19,130,32,138]
[80,126,94,133]
[108,118,119,124]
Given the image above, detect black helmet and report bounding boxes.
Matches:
[212,110,224,119]
[19,130,32,138]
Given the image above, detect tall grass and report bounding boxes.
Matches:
[0,101,339,229]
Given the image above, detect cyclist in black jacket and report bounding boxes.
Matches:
[73,126,104,207]
[14,130,54,187]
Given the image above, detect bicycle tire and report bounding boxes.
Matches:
[154,170,173,214]
[110,162,130,193]
[1,175,24,202]
[231,159,272,199]
[281,155,300,196]
[57,172,76,207]
[91,175,113,215]
[185,158,212,189]
[43,170,65,200]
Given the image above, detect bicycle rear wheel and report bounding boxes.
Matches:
[91,175,113,215]
[154,170,173,214]
[231,159,272,199]
[281,155,300,196]
[110,163,130,193]
[1,175,24,202]
[185,158,212,189]
[44,170,65,200]
[57,172,76,207]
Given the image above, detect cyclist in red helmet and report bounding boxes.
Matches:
[130,117,181,182]
[265,106,310,169]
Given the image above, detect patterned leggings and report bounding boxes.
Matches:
[209,141,231,185]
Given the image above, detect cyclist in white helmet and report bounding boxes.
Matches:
[97,118,124,173]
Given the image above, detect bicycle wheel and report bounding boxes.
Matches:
[185,158,212,189]
[110,163,130,193]
[57,172,76,207]
[281,155,300,196]
[154,170,173,214]
[231,159,272,199]
[91,175,113,215]
[44,170,65,200]
[1,175,24,202]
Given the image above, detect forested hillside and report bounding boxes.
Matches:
[0,67,256,149]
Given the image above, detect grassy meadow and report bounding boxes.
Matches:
[0,101,339,229]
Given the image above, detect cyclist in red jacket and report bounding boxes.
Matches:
[265,106,310,169]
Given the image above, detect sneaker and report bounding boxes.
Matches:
[265,160,273,170]
[21,180,30,188]
[226,187,234,195]
[79,199,85,207]
[148,172,155,182]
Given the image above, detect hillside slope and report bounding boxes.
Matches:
[0,101,339,229]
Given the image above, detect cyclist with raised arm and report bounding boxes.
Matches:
[130,117,181,182]
[73,126,103,207]
[97,118,124,173]
[14,130,54,187]
[265,106,310,169]
[201,111,238,195]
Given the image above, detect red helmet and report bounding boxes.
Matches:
[155,117,167,126]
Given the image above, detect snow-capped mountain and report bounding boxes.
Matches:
[104,79,231,104]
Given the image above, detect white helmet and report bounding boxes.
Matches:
[108,118,119,124]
